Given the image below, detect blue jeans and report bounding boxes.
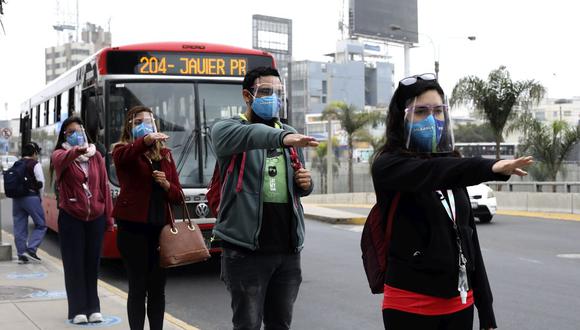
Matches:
[12,195,46,256]
[221,249,302,330]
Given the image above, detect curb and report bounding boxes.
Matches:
[304,213,367,225]
[1,229,201,330]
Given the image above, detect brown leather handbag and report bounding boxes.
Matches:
[159,192,210,268]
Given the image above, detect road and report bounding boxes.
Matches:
[2,200,580,330]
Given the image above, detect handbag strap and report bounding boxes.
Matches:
[166,190,194,230]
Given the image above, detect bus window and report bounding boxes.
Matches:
[55,95,62,123]
[68,87,75,117]
[197,83,245,184]
[34,105,40,128]
[61,91,69,121]
[108,81,201,186]
[47,99,54,125]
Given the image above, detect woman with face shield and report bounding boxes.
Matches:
[111,106,182,330]
[371,74,533,330]
[50,116,114,324]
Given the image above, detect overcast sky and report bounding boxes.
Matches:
[1,0,578,120]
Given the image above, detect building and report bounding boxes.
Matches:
[45,23,111,83]
[530,97,580,126]
[251,15,297,127]
[291,39,394,139]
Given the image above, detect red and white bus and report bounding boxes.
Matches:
[20,42,276,258]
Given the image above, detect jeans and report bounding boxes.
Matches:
[117,222,166,330]
[58,211,106,319]
[12,195,46,256]
[383,305,474,330]
[221,248,302,330]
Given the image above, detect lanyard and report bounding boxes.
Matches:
[437,189,456,224]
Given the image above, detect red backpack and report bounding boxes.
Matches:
[206,147,302,218]
[360,192,400,294]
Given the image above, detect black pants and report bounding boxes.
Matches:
[221,248,302,330]
[383,306,474,330]
[117,222,166,330]
[58,211,106,319]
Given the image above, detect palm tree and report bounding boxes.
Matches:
[451,66,546,159]
[322,101,382,192]
[518,119,580,191]
[310,140,340,194]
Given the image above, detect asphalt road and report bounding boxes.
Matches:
[1,199,580,330]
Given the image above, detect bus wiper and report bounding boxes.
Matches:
[175,128,200,173]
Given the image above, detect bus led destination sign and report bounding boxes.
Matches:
[107,51,274,77]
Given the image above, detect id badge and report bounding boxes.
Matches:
[458,262,469,304]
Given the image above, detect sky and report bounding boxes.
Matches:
[1,0,579,120]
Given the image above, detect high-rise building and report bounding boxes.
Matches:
[290,39,394,139]
[251,15,297,128]
[45,22,111,83]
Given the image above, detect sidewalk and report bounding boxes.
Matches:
[0,231,199,330]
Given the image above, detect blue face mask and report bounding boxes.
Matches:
[409,115,445,152]
[251,93,280,121]
[66,131,85,146]
[132,123,155,139]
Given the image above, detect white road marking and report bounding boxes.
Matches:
[518,257,543,264]
[556,254,580,259]
[332,225,363,233]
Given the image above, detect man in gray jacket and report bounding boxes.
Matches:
[211,66,318,330]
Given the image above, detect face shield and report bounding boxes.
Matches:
[404,98,454,153]
[250,81,287,122]
[65,125,89,148]
[131,112,158,141]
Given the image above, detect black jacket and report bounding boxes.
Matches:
[372,152,509,329]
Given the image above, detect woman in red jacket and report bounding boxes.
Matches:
[51,116,113,325]
[112,105,182,330]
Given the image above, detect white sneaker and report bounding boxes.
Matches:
[88,312,103,323]
[72,314,88,324]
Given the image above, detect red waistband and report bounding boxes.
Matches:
[382,284,474,316]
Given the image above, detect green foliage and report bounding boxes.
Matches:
[311,139,340,194]
[518,119,580,182]
[322,101,382,192]
[453,123,496,142]
[451,66,546,159]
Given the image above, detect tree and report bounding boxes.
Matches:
[310,139,340,194]
[518,119,580,190]
[322,101,381,192]
[453,123,496,142]
[451,66,546,159]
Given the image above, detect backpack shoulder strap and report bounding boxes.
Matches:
[384,192,401,251]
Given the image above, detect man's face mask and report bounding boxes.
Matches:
[131,114,157,140]
[249,82,285,121]
[404,103,453,153]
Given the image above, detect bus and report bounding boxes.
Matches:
[454,142,518,159]
[20,42,276,258]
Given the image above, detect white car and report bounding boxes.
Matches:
[466,183,497,223]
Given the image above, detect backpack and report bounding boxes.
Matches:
[360,192,401,294]
[3,159,39,198]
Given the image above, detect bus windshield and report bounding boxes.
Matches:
[107,81,245,188]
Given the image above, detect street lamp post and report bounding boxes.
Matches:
[389,24,475,79]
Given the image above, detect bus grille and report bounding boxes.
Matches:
[171,202,213,220]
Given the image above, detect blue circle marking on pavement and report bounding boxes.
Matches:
[29,290,67,299]
[66,315,122,327]
[6,272,48,280]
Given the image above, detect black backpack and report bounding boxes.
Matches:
[3,159,40,198]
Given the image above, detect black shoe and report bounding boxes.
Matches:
[23,250,41,262]
[18,255,29,264]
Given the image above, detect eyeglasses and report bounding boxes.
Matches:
[400,73,437,86]
[405,104,448,122]
[250,83,285,98]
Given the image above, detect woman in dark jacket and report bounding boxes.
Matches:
[372,73,533,330]
[112,105,182,330]
[51,116,113,324]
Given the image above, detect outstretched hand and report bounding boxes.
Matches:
[492,156,534,177]
[283,134,319,148]
[144,133,169,146]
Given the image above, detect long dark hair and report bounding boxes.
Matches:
[373,79,445,161]
[116,105,164,161]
